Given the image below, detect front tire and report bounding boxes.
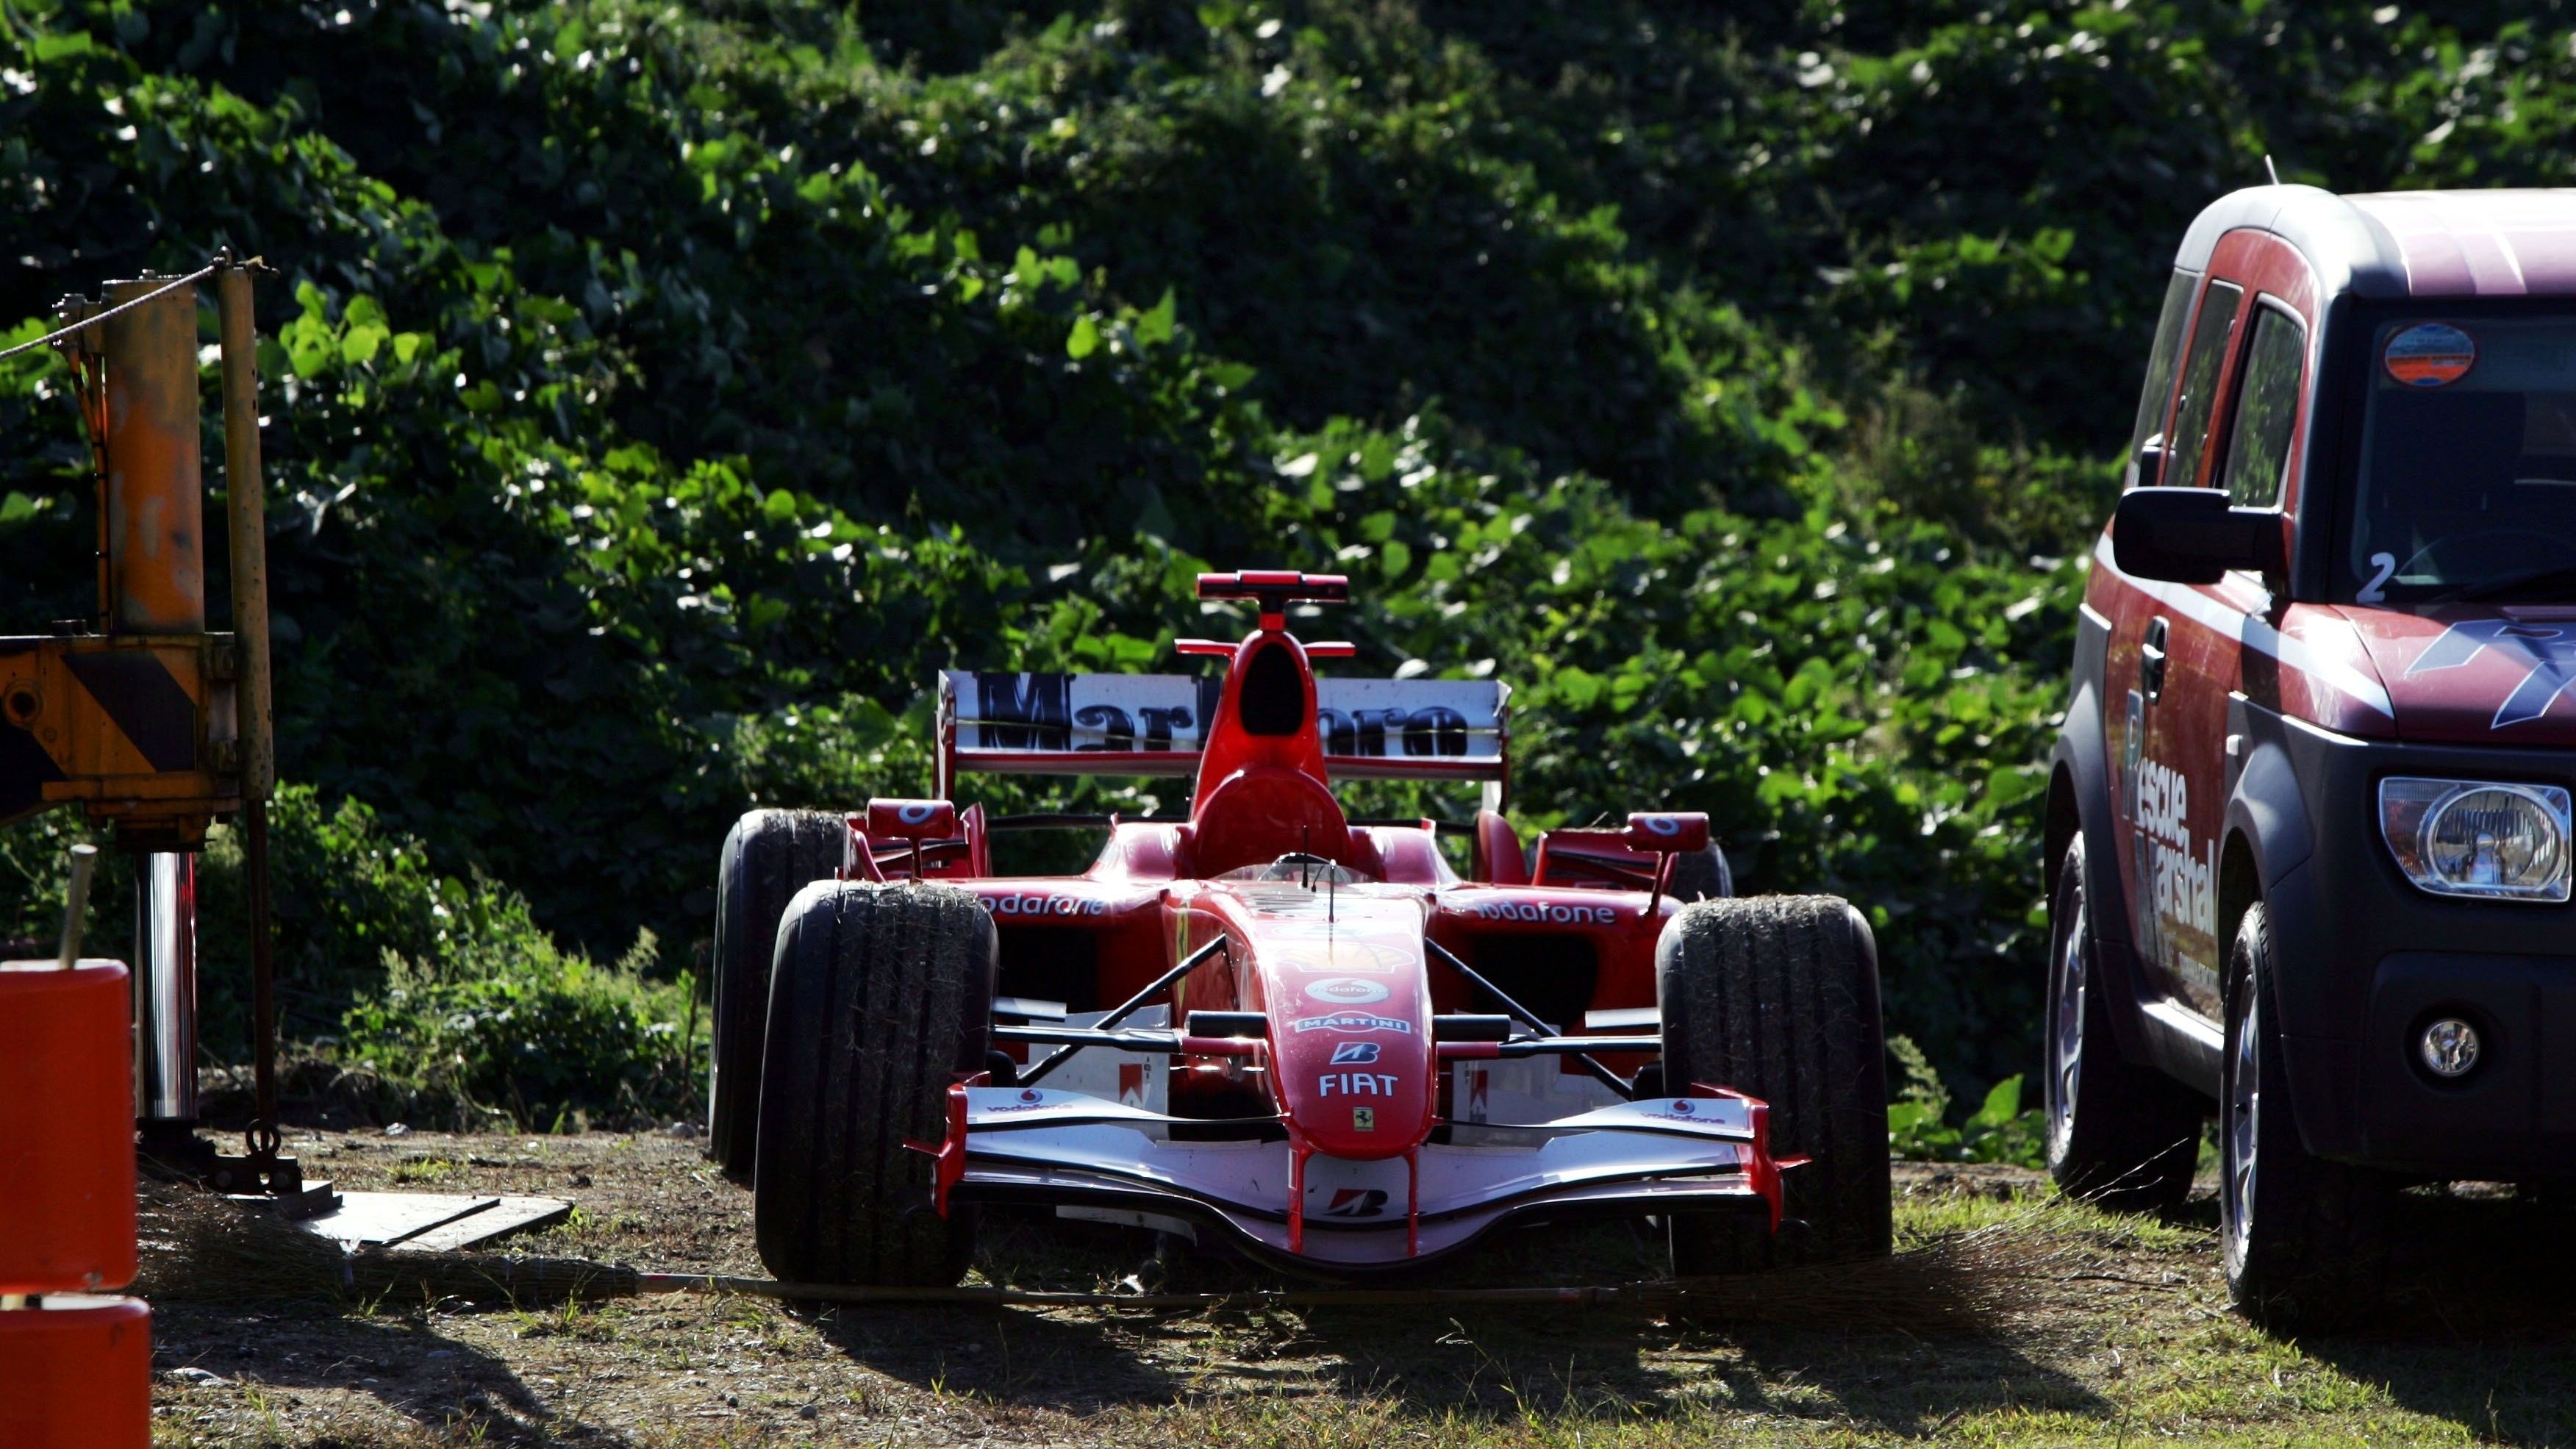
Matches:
[2221,902,2391,1331]
[2044,839,2204,1213]
[754,880,995,1287]
[706,809,848,1179]
[1659,895,1891,1273]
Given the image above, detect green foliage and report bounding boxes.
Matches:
[337,929,697,1132]
[206,786,699,1128]
[0,809,130,961]
[7,0,2572,1110]
[191,785,576,1052]
[0,784,696,1128]
[1886,1034,2044,1168]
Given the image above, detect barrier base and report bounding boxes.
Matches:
[0,1296,151,1449]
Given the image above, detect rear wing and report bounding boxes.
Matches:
[935,670,1507,798]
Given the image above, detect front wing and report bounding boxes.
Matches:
[912,1085,1792,1268]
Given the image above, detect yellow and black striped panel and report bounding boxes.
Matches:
[0,634,239,829]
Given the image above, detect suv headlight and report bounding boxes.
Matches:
[2379,778,2572,902]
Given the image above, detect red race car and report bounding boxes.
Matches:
[706,571,1888,1282]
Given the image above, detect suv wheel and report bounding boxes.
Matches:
[2044,839,2203,1212]
[2221,902,2391,1331]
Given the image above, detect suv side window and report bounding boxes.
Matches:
[2162,279,2247,489]
[2126,270,2200,488]
[2219,306,2305,509]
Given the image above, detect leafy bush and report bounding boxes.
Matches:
[185,787,518,1048]
[191,788,702,1131]
[0,809,129,961]
[1886,1035,2044,1168]
[8,0,2575,1114]
[0,781,696,1128]
[337,931,696,1132]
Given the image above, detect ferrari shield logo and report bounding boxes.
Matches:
[1352,1106,1376,1131]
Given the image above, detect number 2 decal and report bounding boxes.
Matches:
[2358,551,2397,604]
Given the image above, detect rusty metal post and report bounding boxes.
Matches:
[97,276,206,636]
[101,274,209,1149]
[218,261,282,1161]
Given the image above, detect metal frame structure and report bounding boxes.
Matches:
[0,257,316,1212]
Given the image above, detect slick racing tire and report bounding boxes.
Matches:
[2043,839,2205,1214]
[706,809,848,1179]
[755,880,997,1288]
[1665,842,1735,903]
[1659,895,1891,1274]
[2222,903,2392,1332]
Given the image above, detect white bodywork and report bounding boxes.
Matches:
[956,1086,1768,1267]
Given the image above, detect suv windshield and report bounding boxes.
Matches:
[2347,312,2576,602]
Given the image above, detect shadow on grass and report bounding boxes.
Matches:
[807,1209,2113,1436]
[151,1302,590,1448]
[137,1181,654,1448]
[2291,1187,2576,1448]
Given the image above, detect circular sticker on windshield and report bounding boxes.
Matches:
[2383,322,2477,387]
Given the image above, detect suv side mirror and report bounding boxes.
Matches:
[2112,487,2285,584]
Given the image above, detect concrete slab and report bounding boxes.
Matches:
[291,1191,570,1252]
[395,1195,572,1254]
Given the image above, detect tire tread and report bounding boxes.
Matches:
[708,809,846,1178]
[754,880,991,1287]
[2225,904,2391,1331]
[1661,895,1891,1273]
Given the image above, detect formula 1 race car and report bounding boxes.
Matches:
[706,571,1889,1283]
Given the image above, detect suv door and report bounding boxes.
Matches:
[2135,232,2315,1021]
[2104,272,2247,1015]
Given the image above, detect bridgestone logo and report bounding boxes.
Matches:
[1473,901,1617,925]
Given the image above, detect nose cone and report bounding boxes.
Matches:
[1228,886,1434,1159]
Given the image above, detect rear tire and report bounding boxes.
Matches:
[1660,895,1891,1273]
[754,880,996,1287]
[1665,843,1735,903]
[2222,902,2391,1331]
[706,809,848,1179]
[2044,838,2205,1213]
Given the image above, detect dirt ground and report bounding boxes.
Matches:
[137,1128,2576,1447]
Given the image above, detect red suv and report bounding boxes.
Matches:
[2047,185,2576,1328]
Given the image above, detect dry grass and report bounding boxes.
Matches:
[137,1132,2576,1447]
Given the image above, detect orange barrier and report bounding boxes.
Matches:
[0,1296,151,1449]
[0,961,136,1295]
